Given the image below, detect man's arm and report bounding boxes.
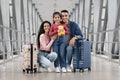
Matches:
[69,36,78,46]
[74,23,83,38]
[69,22,83,46]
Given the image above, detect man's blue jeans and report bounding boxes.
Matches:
[66,45,73,65]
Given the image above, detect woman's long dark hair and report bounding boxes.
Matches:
[37,21,51,49]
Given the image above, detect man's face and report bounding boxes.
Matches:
[61,12,69,23]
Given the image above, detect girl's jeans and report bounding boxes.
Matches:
[53,35,67,68]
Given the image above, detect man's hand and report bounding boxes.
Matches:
[69,36,78,47]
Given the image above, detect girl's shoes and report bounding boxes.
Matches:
[55,67,60,73]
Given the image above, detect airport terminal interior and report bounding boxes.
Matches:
[0,0,120,80]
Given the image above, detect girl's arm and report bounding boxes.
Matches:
[49,25,58,36]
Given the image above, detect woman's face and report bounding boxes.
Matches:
[43,23,50,33]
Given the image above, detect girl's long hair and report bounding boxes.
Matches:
[37,21,51,49]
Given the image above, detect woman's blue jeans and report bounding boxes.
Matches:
[38,51,57,68]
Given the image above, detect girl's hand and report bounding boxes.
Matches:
[51,34,57,40]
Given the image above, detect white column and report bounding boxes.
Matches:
[79,0,84,27]
[37,12,42,31]
[23,0,30,43]
[75,4,79,23]
[1,0,11,59]
[104,0,117,57]
[32,4,36,43]
[93,0,101,53]
[14,0,21,54]
[28,0,33,43]
[85,0,91,27]
[72,8,76,22]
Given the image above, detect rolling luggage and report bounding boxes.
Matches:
[73,39,91,72]
[22,44,38,73]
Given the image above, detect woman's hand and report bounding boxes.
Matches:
[51,34,57,40]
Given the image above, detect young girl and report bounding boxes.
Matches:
[49,12,69,72]
[37,21,57,72]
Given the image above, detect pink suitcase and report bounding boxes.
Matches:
[22,44,38,73]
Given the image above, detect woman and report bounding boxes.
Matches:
[37,21,57,72]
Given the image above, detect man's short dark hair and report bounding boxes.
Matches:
[61,10,69,14]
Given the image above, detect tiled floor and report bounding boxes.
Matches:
[0,55,120,80]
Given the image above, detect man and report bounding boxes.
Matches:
[61,10,83,72]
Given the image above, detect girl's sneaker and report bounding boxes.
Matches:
[61,67,66,73]
[55,67,60,73]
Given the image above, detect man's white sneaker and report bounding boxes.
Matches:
[61,67,66,73]
[55,67,60,73]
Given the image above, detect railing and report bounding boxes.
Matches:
[0,25,33,65]
[88,27,120,64]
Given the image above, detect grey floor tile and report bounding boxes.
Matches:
[0,56,120,80]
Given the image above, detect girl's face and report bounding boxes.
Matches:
[43,23,50,33]
[53,14,61,24]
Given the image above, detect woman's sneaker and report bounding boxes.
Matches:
[47,67,52,72]
[55,67,60,73]
[61,67,66,73]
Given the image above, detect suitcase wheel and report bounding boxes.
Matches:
[81,69,84,72]
[27,70,29,73]
[30,70,33,73]
[26,69,30,73]
[79,68,84,72]
[23,69,25,72]
[88,67,91,71]
[73,68,76,72]
[34,68,37,73]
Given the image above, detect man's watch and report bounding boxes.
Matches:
[75,35,81,39]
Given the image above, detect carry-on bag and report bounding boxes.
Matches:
[73,39,91,72]
[22,44,38,73]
